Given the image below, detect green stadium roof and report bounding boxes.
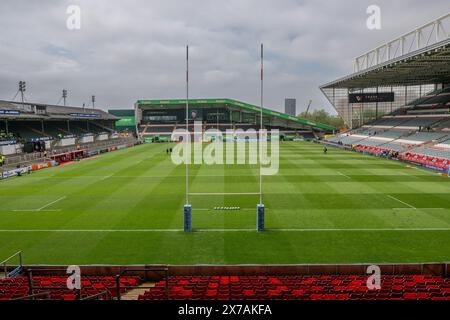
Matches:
[136,98,336,131]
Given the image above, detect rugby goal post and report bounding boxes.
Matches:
[183,44,266,232]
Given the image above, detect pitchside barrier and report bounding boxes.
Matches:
[15,263,450,278]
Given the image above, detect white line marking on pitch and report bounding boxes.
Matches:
[12,209,61,212]
[36,196,66,211]
[12,196,66,212]
[189,192,260,196]
[393,207,445,210]
[100,174,113,181]
[336,171,351,179]
[193,208,263,211]
[387,195,416,209]
[0,227,449,232]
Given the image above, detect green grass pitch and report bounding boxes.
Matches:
[1,141,450,265]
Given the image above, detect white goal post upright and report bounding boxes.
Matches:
[257,43,265,232]
[184,45,192,232]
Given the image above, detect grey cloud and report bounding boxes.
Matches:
[0,0,449,113]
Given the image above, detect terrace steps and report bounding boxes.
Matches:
[120,282,155,300]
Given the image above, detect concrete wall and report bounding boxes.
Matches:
[17,263,449,280]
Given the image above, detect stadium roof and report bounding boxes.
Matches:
[321,13,450,90]
[321,40,450,89]
[136,98,336,131]
[0,100,116,121]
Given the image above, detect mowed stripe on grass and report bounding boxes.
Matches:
[0,141,450,264]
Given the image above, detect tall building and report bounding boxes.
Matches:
[285,98,296,116]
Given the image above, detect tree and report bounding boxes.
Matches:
[298,109,346,129]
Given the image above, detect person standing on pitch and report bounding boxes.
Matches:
[323,146,328,154]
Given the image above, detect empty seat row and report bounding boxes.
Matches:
[0,275,140,300]
[138,275,450,300]
[401,152,449,169]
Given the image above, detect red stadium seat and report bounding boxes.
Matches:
[137,275,450,300]
[0,275,140,300]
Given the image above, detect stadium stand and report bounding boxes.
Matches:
[0,99,138,172]
[0,275,140,300]
[0,100,116,142]
[138,275,450,300]
[135,98,335,143]
[406,87,450,109]
[2,268,450,300]
[370,117,409,127]
[377,130,405,139]
[1,252,448,301]
[322,24,450,164]
[324,85,450,170]
[395,117,442,129]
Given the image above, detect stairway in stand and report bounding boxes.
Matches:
[120,282,156,300]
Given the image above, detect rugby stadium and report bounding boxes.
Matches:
[1,5,450,309]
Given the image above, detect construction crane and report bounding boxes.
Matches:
[305,100,312,116]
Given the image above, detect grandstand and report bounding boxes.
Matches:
[135,98,335,142]
[0,100,116,140]
[0,99,137,172]
[2,262,450,301]
[322,13,450,173]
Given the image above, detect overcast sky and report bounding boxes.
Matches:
[0,0,448,114]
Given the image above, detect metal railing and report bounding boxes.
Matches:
[13,292,51,300]
[115,266,169,300]
[22,269,118,300]
[1,251,22,279]
[26,268,81,299]
[80,290,110,301]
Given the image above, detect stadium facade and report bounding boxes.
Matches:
[134,98,336,142]
[321,13,450,129]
